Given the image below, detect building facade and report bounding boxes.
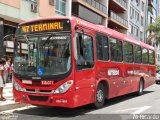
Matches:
[0,0,159,61]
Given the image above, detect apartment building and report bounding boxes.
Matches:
[0,0,159,59]
[108,0,128,34]
[128,0,147,43]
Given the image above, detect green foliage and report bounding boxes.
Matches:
[147,16,160,44]
[148,5,153,13]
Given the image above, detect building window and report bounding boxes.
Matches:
[131,25,134,34]
[135,11,139,22]
[142,1,144,11]
[129,24,131,33]
[140,31,143,41]
[135,28,139,37]
[130,7,134,19]
[141,16,144,26]
[136,0,139,6]
[56,0,66,16]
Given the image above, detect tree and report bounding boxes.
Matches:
[147,16,160,45]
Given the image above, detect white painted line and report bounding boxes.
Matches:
[115,106,151,114]
[0,105,36,115]
[132,106,151,114]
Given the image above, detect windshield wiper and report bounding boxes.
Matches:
[41,33,56,46]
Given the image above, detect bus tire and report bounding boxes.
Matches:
[93,83,105,108]
[136,79,144,96]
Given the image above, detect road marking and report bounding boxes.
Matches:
[115,106,151,114]
[132,106,151,114]
[0,105,36,115]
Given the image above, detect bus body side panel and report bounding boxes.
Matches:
[133,64,155,91]
[123,63,136,94]
[96,61,124,99]
[147,65,156,87]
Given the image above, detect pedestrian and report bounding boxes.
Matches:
[4,57,11,83]
[0,58,6,101]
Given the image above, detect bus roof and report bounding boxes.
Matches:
[72,17,155,51]
[19,16,154,50]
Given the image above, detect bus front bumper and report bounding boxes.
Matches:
[13,88,76,108]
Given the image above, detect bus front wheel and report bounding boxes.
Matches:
[93,83,105,108]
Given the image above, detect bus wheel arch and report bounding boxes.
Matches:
[93,80,108,109]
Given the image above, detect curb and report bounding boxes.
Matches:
[0,102,26,112]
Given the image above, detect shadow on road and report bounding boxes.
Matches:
[13,90,154,117]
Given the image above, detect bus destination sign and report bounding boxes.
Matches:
[22,22,63,33]
[16,19,71,34]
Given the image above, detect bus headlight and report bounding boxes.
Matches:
[54,80,73,94]
[13,80,24,92]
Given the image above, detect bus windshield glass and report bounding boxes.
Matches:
[14,19,71,79]
[14,34,71,78]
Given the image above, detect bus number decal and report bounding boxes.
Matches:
[41,81,54,85]
[108,69,120,76]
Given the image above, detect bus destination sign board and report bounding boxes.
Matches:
[16,19,71,34]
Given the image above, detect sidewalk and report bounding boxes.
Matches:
[0,83,25,112]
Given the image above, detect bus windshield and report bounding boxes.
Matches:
[14,34,71,78]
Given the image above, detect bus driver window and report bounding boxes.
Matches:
[76,33,94,70]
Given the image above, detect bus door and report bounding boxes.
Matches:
[74,31,95,105]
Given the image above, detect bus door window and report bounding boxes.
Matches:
[76,33,94,70]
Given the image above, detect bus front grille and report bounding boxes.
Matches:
[28,95,49,102]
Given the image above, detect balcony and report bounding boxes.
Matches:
[72,0,108,17]
[108,10,128,30]
[109,0,127,13]
[85,0,107,15]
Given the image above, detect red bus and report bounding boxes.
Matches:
[13,17,156,108]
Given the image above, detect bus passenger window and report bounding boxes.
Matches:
[123,42,133,63]
[149,50,155,65]
[96,33,109,61]
[134,45,142,63]
[76,33,94,70]
[109,37,123,62]
[142,48,149,64]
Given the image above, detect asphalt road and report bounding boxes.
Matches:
[1,84,160,120]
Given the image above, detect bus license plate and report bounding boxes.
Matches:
[41,81,54,85]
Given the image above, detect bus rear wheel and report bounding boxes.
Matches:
[93,83,105,108]
[136,79,144,96]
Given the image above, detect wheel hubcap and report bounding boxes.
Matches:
[97,89,104,102]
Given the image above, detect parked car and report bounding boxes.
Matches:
[156,71,160,84]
